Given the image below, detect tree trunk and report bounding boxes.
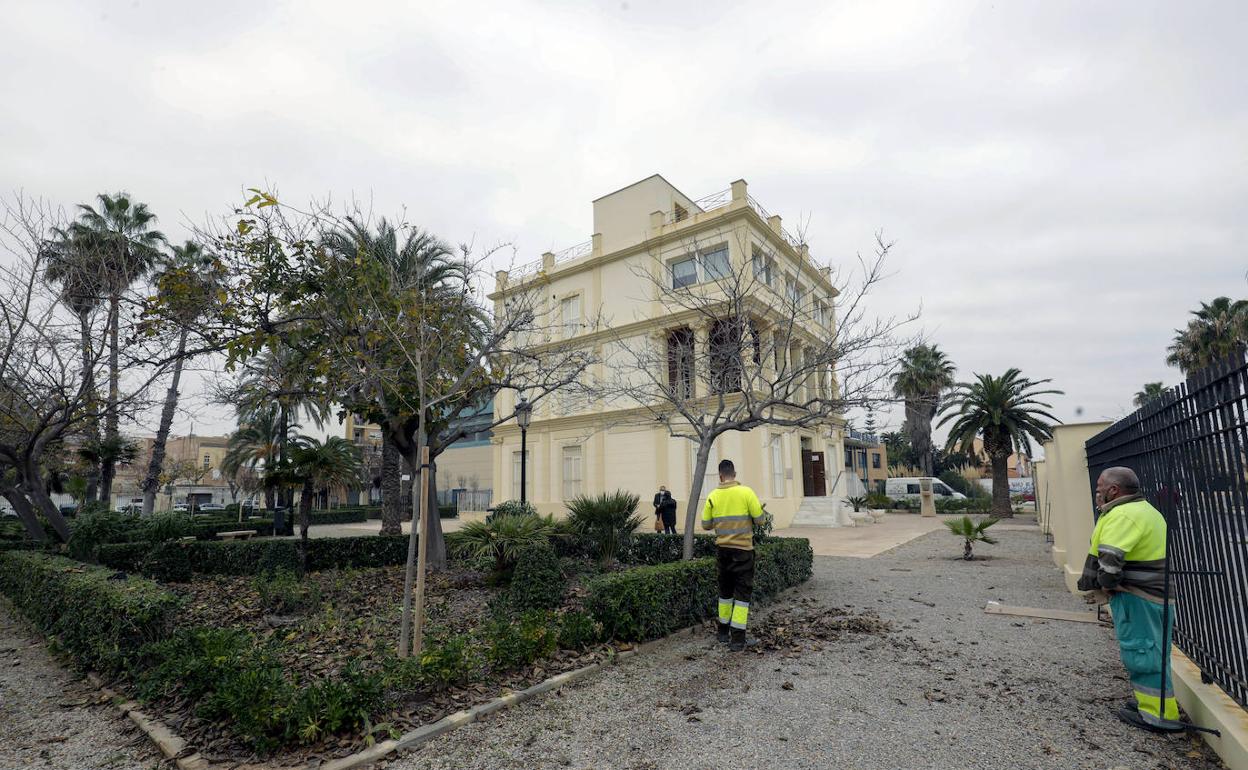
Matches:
[298,479,314,574]
[141,328,188,517]
[78,312,100,504]
[380,433,402,535]
[683,440,713,560]
[425,455,446,571]
[264,483,276,511]
[990,452,1012,518]
[963,538,973,560]
[398,429,425,657]
[20,463,70,542]
[2,488,46,541]
[100,295,121,506]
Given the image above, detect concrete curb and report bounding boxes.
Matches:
[85,672,212,770]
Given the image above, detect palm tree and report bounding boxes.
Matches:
[892,345,956,476]
[42,226,104,502]
[65,193,166,504]
[222,408,300,511]
[289,436,363,571]
[140,242,221,516]
[939,369,1062,518]
[1133,382,1166,408]
[226,344,330,520]
[320,217,468,537]
[1166,297,1248,374]
[945,515,999,560]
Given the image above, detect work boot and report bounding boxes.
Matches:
[715,624,730,644]
[728,630,758,652]
[1115,705,1184,734]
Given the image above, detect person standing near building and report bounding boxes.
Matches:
[701,459,765,651]
[652,485,667,527]
[1077,466,1182,733]
[660,490,678,534]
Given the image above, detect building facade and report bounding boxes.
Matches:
[489,175,853,529]
[843,429,888,495]
[342,403,494,508]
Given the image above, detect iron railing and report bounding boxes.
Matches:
[1084,346,1248,709]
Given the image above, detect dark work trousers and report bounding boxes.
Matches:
[716,546,756,640]
[662,510,677,534]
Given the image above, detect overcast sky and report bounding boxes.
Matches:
[3,0,1244,445]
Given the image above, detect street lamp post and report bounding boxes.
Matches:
[515,395,532,505]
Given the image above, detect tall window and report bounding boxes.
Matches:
[748,319,762,365]
[872,452,881,469]
[770,435,785,497]
[203,454,211,470]
[786,276,798,304]
[814,302,826,326]
[709,318,743,394]
[560,295,581,338]
[561,445,583,499]
[751,247,773,287]
[511,451,530,497]
[701,245,729,280]
[844,448,853,468]
[667,327,695,399]
[671,256,697,288]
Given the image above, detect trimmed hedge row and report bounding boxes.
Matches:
[0,551,180,672]
[97,535,413,578]
[621,533,718,565]
[584,538,813,641]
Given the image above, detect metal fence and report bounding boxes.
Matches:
[1084,347,1248,709]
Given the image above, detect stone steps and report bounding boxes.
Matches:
[792,496,859,528]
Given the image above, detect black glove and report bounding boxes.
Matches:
[1076,573,1098,592]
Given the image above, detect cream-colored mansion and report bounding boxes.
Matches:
[489,175,856,529]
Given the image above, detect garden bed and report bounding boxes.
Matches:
[0,527,813,766]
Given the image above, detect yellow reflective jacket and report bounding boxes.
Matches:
[1080,495,1167,599]
[700,480,764,551]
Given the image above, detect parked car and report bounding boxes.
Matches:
[884,477,966,500]
[197,503,226,513]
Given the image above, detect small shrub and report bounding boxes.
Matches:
[411,634,477,690]
[447,514,556,577]
[565,490,643,565]
[865,492,891,509]
[254,569,322,614]
[843,495,868,512]
[485,610,558,671]
[135,627,254,701]
[68,509,139,560]
[508,541,564,611]
[140,512,193,544]
[556,610,601,650]
[489,499,537,520]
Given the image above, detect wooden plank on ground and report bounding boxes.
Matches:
[984,600,1108,624]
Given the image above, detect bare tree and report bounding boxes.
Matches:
[600,230,911,559]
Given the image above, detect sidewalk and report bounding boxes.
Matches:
[775,513,948,557]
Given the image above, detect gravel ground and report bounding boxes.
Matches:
[385,527,1225,770]
[0,601,166,770]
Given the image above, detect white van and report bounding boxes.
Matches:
[885,477,966,500]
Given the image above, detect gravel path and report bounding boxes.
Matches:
[0,601,165,770]
[386,527,1225,770]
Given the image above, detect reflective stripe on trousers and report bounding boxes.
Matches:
[718,598,733,624]
[1109,592,1181,727]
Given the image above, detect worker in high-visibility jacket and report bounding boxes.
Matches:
[1077,466,1183,733]
[701,458,766,651]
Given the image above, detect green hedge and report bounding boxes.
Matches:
[98,535,413,578]
[585,538,813,641]
[0,551,180,672]
[621,533,718,565]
